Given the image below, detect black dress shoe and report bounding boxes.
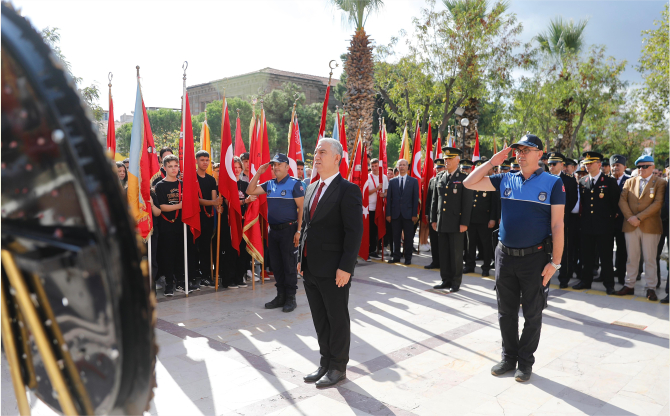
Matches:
[315,369,346,387]
[605,287,616,295]
[369,252,380,259]
[433,282,450,290]
[572,281,591,290]
[481,270,490,277]
[449,287,460,293]
[403,259,412,265]
[660,295,669,304]
[303,367,328,382]
[462,267,475,274]
[424,263,439,269]
[559,283,568,289]
[387,258,400,264]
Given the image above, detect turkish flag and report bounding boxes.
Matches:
[180,91,201,242]
[375,123,387,243]
[219,97,243,254]
[472,129,481,161]
[259,110,271,225]
[358,144,370,261]
[411,123,423,216]
[310,84,330,184]
[288,118,301,177]
[421,122,434,224]
[348,133,362,184]
[234,115,246,156]
[339,114,349,179]
[107,89,115,156]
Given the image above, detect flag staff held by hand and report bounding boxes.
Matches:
[182,60,189,297]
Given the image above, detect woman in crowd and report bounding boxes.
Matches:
[116,161,128,190]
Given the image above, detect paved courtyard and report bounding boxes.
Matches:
[2,251,668,416]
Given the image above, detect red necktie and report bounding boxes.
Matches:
[310,182,326,219]
[305,182,325,257]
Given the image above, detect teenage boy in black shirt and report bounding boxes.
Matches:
[155,155,184,296]
[196,150,222,286]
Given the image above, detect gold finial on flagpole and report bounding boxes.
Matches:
[136,66,140,78]
[182,61,188,81]
[236,108,240,119]
[108,72,113,88]
[328,60,338,86]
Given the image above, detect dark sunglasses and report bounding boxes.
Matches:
[637,165,654,170]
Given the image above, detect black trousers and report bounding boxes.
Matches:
[438,231,465,288]
[465,223,493,271]
[268,224,299,296]
[196,216,214,280]
[234,238,251,284]
[658,221,668,290]
[159,224,197,288]
[385,219,393,251]
[579,232,615,289]
[302,259,351,372]
[614,229,627,282]
[369,211,379,254]
[567,214,581,280]
[429,225,440,266]
[559,217,578,285]
[495,246,546,368]
[392,217,414,261]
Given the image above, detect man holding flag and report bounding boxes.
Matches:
[366,158,388,258]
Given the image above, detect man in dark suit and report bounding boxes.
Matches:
[424,159,446,269]
[547,152,579,288]
[386,159,419,265]
[463,159,499,277]
[572,152,620,294]
[298,138,363,388]
[431,147,473,292]
[610,154,630,284]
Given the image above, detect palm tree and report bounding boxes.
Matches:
[535,17,588,153]
[332,0,384,149]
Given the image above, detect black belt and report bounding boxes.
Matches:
[269,221,297,231]
[497,241,545,257]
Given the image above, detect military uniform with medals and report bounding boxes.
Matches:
[430,147,473,292]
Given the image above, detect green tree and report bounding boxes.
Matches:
[635,4,669,131]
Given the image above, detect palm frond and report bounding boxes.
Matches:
[331,0,384,30]
[535,16,589,57]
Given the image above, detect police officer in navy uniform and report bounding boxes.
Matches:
[424,159,446,269]
[499,159,511,173]
[571,152,620,294]
[431,147,473,292]
[547,152,578,288]
[464,134,565,383]
[463,159,499,277]
[246,153,305,312]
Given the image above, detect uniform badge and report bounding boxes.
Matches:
[300,186,304,191]
[538,192,547,202]
[483,192,487,197]
[650,188,655,198]
[504,188,512,197]
[281,190,287,196]
[599,193,604,199]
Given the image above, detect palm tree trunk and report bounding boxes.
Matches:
[344,27,375,152]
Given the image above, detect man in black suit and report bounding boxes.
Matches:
[572,152,620,294]
[547,152,579,288]
[297,138,363,388]
[463,159,499,277]
[386,159,420,265]
[431,147,473,292]
[610,154,630,284]
[424,159,446,269]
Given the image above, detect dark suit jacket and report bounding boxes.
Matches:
[298,174,363,278]
[425,177,436,220]
[431,169,473,233]
[386,175,419,220]
[559,172,578,218]
[579,173,620,235]
[613,174,630,230]
[470,189,499,225]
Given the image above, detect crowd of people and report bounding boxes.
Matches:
[118,140,669,306]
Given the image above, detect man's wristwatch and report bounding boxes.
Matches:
[550,261,561,270]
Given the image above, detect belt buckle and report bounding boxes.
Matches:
[512,249,520,256]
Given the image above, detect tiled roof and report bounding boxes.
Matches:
[187,67,339,89]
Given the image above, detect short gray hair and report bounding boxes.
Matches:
[318,138,343,159]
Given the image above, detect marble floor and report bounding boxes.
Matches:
[2,250,668,416]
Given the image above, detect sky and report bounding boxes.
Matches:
[10,0,666,117]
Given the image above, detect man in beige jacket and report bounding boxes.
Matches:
[615,154,667,300]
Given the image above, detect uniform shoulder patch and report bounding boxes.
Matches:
[538,192,547,202]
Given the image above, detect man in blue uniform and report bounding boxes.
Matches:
[610,154,630,284]
[247,153,305,312]
[464,134,565,383]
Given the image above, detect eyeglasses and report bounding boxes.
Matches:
[514,148,541,155]
[637,165,654,170]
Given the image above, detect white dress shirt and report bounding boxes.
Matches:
[367,173,389,211]
[309,172,339,211]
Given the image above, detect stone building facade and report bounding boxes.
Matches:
[186,67,340,115]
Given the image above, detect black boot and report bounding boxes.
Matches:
[265,293,286,309]
[282,294,297,312]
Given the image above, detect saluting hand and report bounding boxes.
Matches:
[336,269,351,287]
[257,163,270,175]
[489,147,513,167]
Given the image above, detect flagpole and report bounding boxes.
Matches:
[182,61,189,297]
[107,72,113,156]
[148,237,153,291]
[215,210,221,291]
[377,109,384,262]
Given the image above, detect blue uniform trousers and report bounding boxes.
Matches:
[268,223,299,296]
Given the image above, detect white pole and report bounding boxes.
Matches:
[148,237,153,290]
[184,223,188,296]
